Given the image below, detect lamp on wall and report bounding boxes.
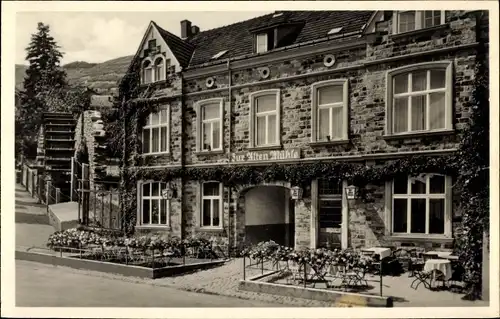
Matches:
[290,186,303,200]
[161,185,178,200]
[345,185,358,200]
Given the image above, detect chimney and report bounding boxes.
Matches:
[191,25,200,36]
[181,20,192,38]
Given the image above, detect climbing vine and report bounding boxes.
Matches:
[453,14,489,300]
[128,155,457,189]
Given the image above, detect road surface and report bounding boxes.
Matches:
[16,260,284,307]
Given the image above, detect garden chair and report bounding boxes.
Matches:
[348,266,369,288]
[393,247,414,273]
[410,264,433,290]
[408,248,426,277]
[327,264,359,290]
[286,262,303,285]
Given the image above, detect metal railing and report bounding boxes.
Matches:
[71,157,124,233]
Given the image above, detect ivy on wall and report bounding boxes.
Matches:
[103,14,489,299]
[129,155,457,189]
[453,14,489,300]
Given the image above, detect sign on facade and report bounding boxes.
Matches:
[230,148,300,163]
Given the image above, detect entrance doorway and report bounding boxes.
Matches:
[244,185,295,248]
[318,179,344,249]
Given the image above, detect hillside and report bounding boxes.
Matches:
[15,55,133,95]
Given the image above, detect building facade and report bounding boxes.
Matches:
[120,10,489,252]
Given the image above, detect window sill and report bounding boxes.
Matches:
[309,139,350,147]
[196,227,224,233]
[390,24,450,41]
[135,225,171,231]
[140,152,171,158]
[385,234,453,244]
[383,129,455,140]
[139,79,169,88]
[247,144,282,151]
[194,150,225,156]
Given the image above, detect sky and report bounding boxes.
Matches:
[15,11,270,65]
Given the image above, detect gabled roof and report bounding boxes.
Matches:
[152,21,194,68]
[124,11,375,82]
[184,11,374,67]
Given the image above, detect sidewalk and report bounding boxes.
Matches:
[15,183,55,249]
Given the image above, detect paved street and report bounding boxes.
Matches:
[16,260,285,307]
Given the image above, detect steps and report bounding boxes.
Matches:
[41,112,76,199]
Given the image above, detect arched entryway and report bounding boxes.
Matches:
[242,185,295,248]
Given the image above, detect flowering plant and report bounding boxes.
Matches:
[242,241,373,272]
[46,228,218,259]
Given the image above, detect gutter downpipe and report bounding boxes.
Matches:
[180,71,186,242]
[226,59,234,257]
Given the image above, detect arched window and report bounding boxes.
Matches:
[249,89,281,148]
[142,59,153,84]
[386,62,453,135]
[200,181,223,228]
[154,56,165,82]
[196,98,223,152]
[311,79,349,142]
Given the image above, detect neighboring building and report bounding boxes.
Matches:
[120,10,489,252]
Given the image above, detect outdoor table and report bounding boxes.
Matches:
[424,251,459,261]
[424,259,452,288]
[361,247,392,260]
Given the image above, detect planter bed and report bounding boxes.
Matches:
[238,270,393,307]
[16,249,227,279]
[71,253,208,269]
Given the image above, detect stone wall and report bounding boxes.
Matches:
[74,109,121,227]
[131,11,482,169]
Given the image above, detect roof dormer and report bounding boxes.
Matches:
[250,12,305,53]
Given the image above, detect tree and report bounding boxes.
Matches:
[17,22,68,158]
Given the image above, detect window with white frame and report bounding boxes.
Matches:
[394,11,445,34]
[197,99,223,152]
[318,179,343,229]
[154,57,165,82]
[201,182,222,228]
[386,62,453,135]
[142,108,169,154]
[142,59,153,84]
[141,56,169,84]
[311,80,349,142]
[250,90,280,147]
[392,174,451,235]
[140,182,170,226]
[256,33,268,53]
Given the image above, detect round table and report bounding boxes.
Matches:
[361,247,392,259]
[424,259,452,281]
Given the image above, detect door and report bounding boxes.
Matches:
[317,180,343,249]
